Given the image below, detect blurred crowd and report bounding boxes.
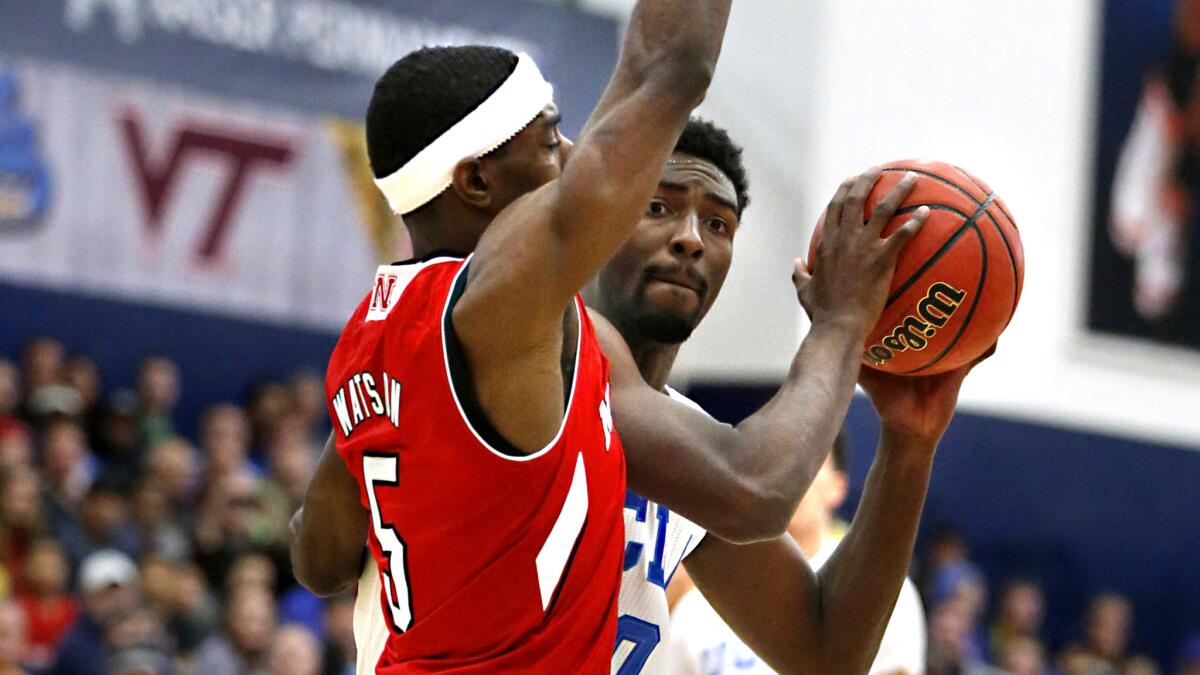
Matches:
[919,528,1200,675]
[3,336,1200,675]
[0,337,349,675]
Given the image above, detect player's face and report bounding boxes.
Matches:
[596,153,739,344]
[478,104,571,214]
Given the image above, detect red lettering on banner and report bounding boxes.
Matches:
[119,111,294,261]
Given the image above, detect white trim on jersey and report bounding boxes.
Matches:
[438,254,584,462]
[355,556,389,675]
[535,452,589,610]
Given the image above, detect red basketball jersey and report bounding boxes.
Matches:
[325,255,626,673]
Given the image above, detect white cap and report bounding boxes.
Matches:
[79,549,138,593]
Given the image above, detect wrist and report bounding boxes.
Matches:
[807,311,871,343]
[879,423,941,457]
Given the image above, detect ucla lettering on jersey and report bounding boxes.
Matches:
[612,387,709,675]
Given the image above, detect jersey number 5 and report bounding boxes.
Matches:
[363,453,413,632]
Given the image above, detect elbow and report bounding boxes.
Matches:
[710,480,795,544]
[626,50,714,112]
[291,552,357,598]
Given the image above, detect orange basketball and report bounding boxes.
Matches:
[807,160,1024,375]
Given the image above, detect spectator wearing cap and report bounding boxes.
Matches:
[50,549,140,675]
[0,600,29,675]
[94,391,142,482]
[15,539,77,668]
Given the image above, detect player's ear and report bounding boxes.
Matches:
[450,158,492,211]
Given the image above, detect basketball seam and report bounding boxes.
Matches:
[886,193,993,307]
[952,168,1022,323]
[901,222,989,375]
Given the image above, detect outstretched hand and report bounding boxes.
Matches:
[858,344,996,445]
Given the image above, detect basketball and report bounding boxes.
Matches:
[808,160,1025,375]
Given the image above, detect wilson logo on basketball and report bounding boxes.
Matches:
[864,282,968,366]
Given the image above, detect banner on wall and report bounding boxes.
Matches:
[0,0,619,330]
[1090,0,1200,351]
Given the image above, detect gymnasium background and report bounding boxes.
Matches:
[1,0,1198,672]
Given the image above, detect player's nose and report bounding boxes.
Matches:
[669,212,704,259]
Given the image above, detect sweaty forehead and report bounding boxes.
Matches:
[661,153,737,206]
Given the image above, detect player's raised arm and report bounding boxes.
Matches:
[678,356,985,674]
[601,170,928,543]
[455,0,733,352]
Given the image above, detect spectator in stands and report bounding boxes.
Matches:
[931,560,990,663]
[56,477,139,568]
[267,624,321,675]
[0,424,31,471]
[928,596,1006,675]
[39,419,94,532]
[199,404,255,485]
[0,465,45,589]
[260,432,313,545]
[998,635,1049,675]
[135,357,180,448]
[130,481,190,562]
[194,584,276,674]
[1063,593,1136,669]
[991,577,1047,658]
[15,538,77,668]
[65,356,104,441]
[193,471,282,590]
[20,338,65,410]
[0,600,28,675]
[141,438,199,519]
[0,361,20,425]
[51,549,141,675]
[246,382,291,460]
[94,391,141,481]
[287,371,328,446]
[104,604,173,673]
[320,595,356,675]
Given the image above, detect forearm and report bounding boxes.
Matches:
[290,436,370,596]
[726,319,864,534]
[812,428,935,673]
[289,504,363,596]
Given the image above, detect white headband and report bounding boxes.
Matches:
[374,52,555,215]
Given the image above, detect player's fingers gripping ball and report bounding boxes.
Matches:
[808,160,1025,375]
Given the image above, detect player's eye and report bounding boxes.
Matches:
[706,218,728,234]
[647,200,670,217]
